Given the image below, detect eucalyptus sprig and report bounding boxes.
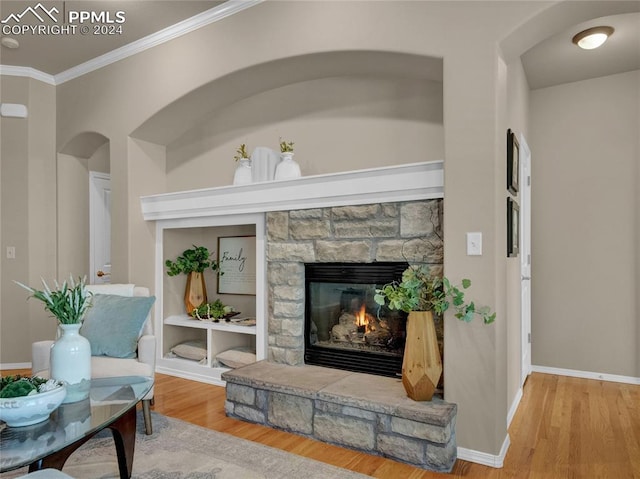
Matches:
[233,144,250,161]
[374,265,495,324]
[15,276,92,324]
[279,138,294,153]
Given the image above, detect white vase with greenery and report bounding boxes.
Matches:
[16,276,93,403]
[232,143,253,185]
[274,138,301,180]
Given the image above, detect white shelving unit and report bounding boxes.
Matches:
[151,212,267,386]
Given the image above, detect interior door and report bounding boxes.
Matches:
[90,172,111,284]
[519,133,532,385]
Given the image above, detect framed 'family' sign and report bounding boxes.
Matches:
[217,236,256,295]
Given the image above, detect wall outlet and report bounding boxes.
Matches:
[6,246,16,259]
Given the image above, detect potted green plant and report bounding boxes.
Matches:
[14,276,93,403]
[374,265,495,401]
[165,245,222,314]
[275,138,300,180]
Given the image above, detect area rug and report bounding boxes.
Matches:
[2,411,370,479]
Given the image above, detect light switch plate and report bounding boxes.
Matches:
[466,232,482,256]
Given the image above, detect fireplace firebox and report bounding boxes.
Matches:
[304,262,409,378]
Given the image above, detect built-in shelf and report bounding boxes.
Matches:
[165,314,257,335]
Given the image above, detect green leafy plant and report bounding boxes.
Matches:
[374,265,496,324]
[233,144,250,161]
[165,245,222,276]
[0,375,63,398]
[279,138,294,153]
[15,276,92,324]
[191,299,235,321]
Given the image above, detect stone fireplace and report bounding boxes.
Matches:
[223,199,456,472]
[266,199,444,371]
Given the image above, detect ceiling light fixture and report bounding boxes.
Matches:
[1,37,20,49]
[572,26,614,50]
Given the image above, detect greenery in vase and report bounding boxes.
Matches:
[165,245,222,276]
[15,276,92,324]
[233,144,250,161]
[0,375,63,398]
[279,138,294,153]
[374,265,496,324]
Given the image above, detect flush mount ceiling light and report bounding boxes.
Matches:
[1,37,19,49]
[572,26,614,50]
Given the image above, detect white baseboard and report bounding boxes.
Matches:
[507,387,523,428]
[0,362,31,370]
[532,365,640,385]
[457,434,510,468]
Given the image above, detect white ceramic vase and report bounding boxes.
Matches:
[251,147,281,182]
[233,158,252,185]
[274,152,301,180]
[50,323,91,403]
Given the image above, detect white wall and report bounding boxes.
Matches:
[530,70,639,377]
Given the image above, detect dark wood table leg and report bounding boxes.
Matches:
[28,404,138,479]
[108,406,137,478]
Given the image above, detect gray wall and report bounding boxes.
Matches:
[0,76,58,361]
[530,70,639,377]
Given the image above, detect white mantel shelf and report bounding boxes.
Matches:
[140,161,444,221]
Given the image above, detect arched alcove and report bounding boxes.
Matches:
[57,132,110,282]
[130,50,444,191]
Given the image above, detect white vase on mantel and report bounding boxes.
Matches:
[274,152,301,180]
[251,146,281,182]
[50,323,91,403]
[233,158,253,185]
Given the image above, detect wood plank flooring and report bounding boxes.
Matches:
[3,369,639,478]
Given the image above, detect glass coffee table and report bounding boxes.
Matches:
[0,376,153,478]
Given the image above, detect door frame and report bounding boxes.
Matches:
[519,133,532,385]
[89,171,111,284]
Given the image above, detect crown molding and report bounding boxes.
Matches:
[0,65,55,85]
[1,0,263,86]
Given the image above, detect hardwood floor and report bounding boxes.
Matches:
[3,370,639,478]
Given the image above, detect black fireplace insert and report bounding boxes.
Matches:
[304,262,409,378]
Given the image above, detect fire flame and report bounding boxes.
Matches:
[356,304,367,328]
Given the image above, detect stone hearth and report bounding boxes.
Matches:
[222,361,457,472]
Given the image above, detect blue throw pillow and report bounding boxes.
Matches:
[80,294,156,359]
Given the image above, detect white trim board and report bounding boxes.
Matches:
[532,365,640,385]
[140,161,444,221]
[0,362,31,370]
[0,65,55,85]
[507,387,524,429]
[458,434,510,468]
[0,0,262,85]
